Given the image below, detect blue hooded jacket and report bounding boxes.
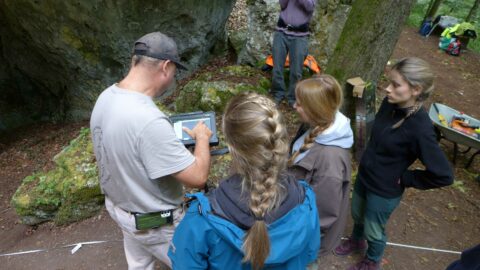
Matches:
[168,181,320,270]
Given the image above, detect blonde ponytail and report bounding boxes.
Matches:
[288,126,326,166]
[243,221,270,269]
[391,103,422,129]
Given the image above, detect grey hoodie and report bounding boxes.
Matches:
[291,111,353,164]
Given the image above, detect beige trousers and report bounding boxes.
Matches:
[105,197,183,270]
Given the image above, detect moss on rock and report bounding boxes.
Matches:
[10,99,193,226]
[208,154,233,188]
[176,65,270,113]
[10,95,237,225]
[11,127,103,225]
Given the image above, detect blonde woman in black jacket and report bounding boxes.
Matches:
[335,57,454,270]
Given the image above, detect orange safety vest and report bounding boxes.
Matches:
[265,54,321,74]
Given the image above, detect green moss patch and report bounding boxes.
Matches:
[11,128,103,225]
[176,65,271,113]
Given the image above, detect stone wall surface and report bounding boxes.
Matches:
[0,0,235,132]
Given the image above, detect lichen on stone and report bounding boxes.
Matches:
[176,65,271,113]
[11,127,103,225]
[208,154,233,187]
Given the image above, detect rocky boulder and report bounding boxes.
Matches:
[11,128,102,225]
[175,65,271,113]
[310,0,353,67]
[232,0,280,65]
[0,0,235,133]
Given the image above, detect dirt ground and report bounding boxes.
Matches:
[0,26,479,270]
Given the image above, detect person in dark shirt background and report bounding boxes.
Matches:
[271,0,316,107]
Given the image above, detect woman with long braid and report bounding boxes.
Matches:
[287,75,354,266]
[335,57,453,270]
[168,92,320,270]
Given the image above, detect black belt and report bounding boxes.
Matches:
[277,17,310,33]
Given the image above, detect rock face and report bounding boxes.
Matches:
[234,0,280,65]
[11,128,102,225]
[229,0,352,67]
[175,65,271,113]
[0,0,235,133]
[310,0,353,67]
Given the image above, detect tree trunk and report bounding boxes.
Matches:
[466,0,480,22]
[425,0,443,20]
[423,0,436,22]
[326,0,416,118]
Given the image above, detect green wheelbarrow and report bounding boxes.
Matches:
[429,103,480,169]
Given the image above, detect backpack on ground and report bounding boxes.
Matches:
[419,19,433,36]
[439,37,452,51]
[446,38,461,56]
[263,54,321,74]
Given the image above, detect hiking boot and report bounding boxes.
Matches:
[333,237,367,256]
[347,258,381,270]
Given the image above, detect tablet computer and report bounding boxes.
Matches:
[170,111,219,147]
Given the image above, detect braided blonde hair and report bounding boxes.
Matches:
[390,57,434,129]
[223,92,289,270]
[288,75,343,166]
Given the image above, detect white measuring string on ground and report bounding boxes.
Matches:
[0,240,122,257]
[0,238,462,257]
[386,241,461,255]
[341,237,461,255]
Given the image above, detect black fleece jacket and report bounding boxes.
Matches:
[358,97,454,198]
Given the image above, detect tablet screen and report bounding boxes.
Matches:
[170,111,218,147]
[173,118,211,140]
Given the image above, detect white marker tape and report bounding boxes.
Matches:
[386,241,461,255]
[0,238,462,257]
[0,240,121,257]
[341,237,461,255]
[70,244,82,254]
[0,249,47,257]
[63,240,110,248]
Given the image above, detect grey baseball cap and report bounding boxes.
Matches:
[132,32,188,70]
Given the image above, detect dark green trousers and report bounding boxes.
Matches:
[351,180,402,262]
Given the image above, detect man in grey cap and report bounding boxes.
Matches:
[90,32,211,269]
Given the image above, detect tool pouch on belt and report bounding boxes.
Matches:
[277,17,309,33]
[134,210,174,230]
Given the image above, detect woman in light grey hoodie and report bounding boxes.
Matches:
[288,75,354,262]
